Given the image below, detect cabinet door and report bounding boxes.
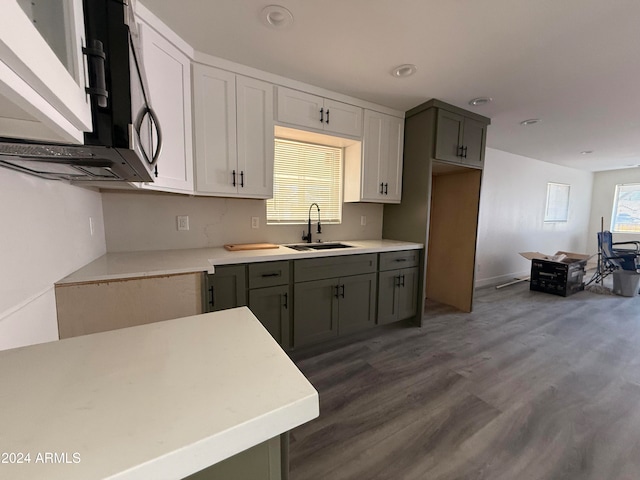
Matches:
[377,269,400,325]
[204,265,247,312]
[293,278,339,347]
[249,285,290,348]
[338,273,376,335]
[276,87,324,131]
[384,115,404,202]
[0,0,91,141]
[461,117,486,168]
[236,75,274,198]
[397,267,419,321]
[323,99,363,137]
[434,109,464,163]
[361,110,386,201]
[138,23,193,193]
[193,64,238,194]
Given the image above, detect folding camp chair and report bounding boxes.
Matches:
[587,230,640,285]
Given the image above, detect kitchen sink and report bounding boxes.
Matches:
[286,242,354,251]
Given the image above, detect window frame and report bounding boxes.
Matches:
[611,183,640,234]
[543,182,570,223]
[266,137,344,226]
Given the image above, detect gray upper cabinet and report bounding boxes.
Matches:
[435,108,487,168]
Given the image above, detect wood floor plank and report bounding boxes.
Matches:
[289,283,640,480]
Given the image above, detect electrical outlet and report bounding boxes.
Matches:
[177,215,189,231]
[89,217,95,236]
[360,215,367,226]
[251,217,259,229]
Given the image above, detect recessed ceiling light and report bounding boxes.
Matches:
[392,64,417,78]
[261,5,294,29]
[520,118,540,126]
[580,150,593,155]
[469,97,492,106]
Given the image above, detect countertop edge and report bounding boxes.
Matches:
[57,240,424,285]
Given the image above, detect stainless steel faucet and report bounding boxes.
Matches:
[302,203,321,243]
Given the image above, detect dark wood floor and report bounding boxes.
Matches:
[288,281,640,480]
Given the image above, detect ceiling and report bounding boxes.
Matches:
[140,0,640,172]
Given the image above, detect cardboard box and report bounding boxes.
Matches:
[520,251,593,297]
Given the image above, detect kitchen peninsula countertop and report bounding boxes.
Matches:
[0,307,318,480]
[57,239,423,285]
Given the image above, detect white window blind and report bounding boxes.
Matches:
[267,138,343,224]
[612,183,640,233]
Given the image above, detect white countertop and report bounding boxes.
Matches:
[57,239,423,285]
[0,307,318,480]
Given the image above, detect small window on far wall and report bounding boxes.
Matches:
[544,182,570,223]
[267,138,343,225]
[611,183,640,233]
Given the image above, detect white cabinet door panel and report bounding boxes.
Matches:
[276,87,323,131]
[236,75,274,198]
[323,98,362,138]
[194,64,237,195]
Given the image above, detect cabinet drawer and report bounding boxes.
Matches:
[379,250,420,271]
[248,261,290,288]
[294,254,377,282]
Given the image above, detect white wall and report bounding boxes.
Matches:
[475,148,593,287]
[0,169,106,351]
[102,190,383,252]
[587,167,640,254]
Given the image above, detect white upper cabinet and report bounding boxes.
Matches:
[137,22,194,193]
[276,86,363,138]
[0,0,91,143]
[194,64,274,198]
[344,110,404,204]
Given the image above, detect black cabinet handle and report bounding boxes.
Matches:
[83,40,108,108]
[320,108,324,123]
[463,146,468,158]
[380,182,384,194]
[232,169,236,187]
[384,183,388,195]
[240,170,244,188]
[400,275,406,287]
[326,109,330,124]
[261,272,281,278]
[340,284,345,298]
[395,275,401,287]
[395,258,408,262]
[154,165,158,178]
[457,145,464,157]
[208,286,215,308]
[283,292,288,309]
[334,285,340,299]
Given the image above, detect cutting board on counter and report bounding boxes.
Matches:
[224,243,280,251]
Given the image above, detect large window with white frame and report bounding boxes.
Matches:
[266,138,343,225]
[611,183,640,233]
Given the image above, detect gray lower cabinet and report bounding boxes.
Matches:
[378,250,420,325]
[293,273,377,347]
[203,265,247,312]
[377,267,419,325]
[293,254,378,348]
[249,285,291,348]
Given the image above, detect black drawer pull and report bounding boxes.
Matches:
[232,169,236,187]
[395,258,408,262]
[261,272,281,278]
[340,284,345,298]
[334,285,340,299]
[400,275,406,287]
[283,292,288,309]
